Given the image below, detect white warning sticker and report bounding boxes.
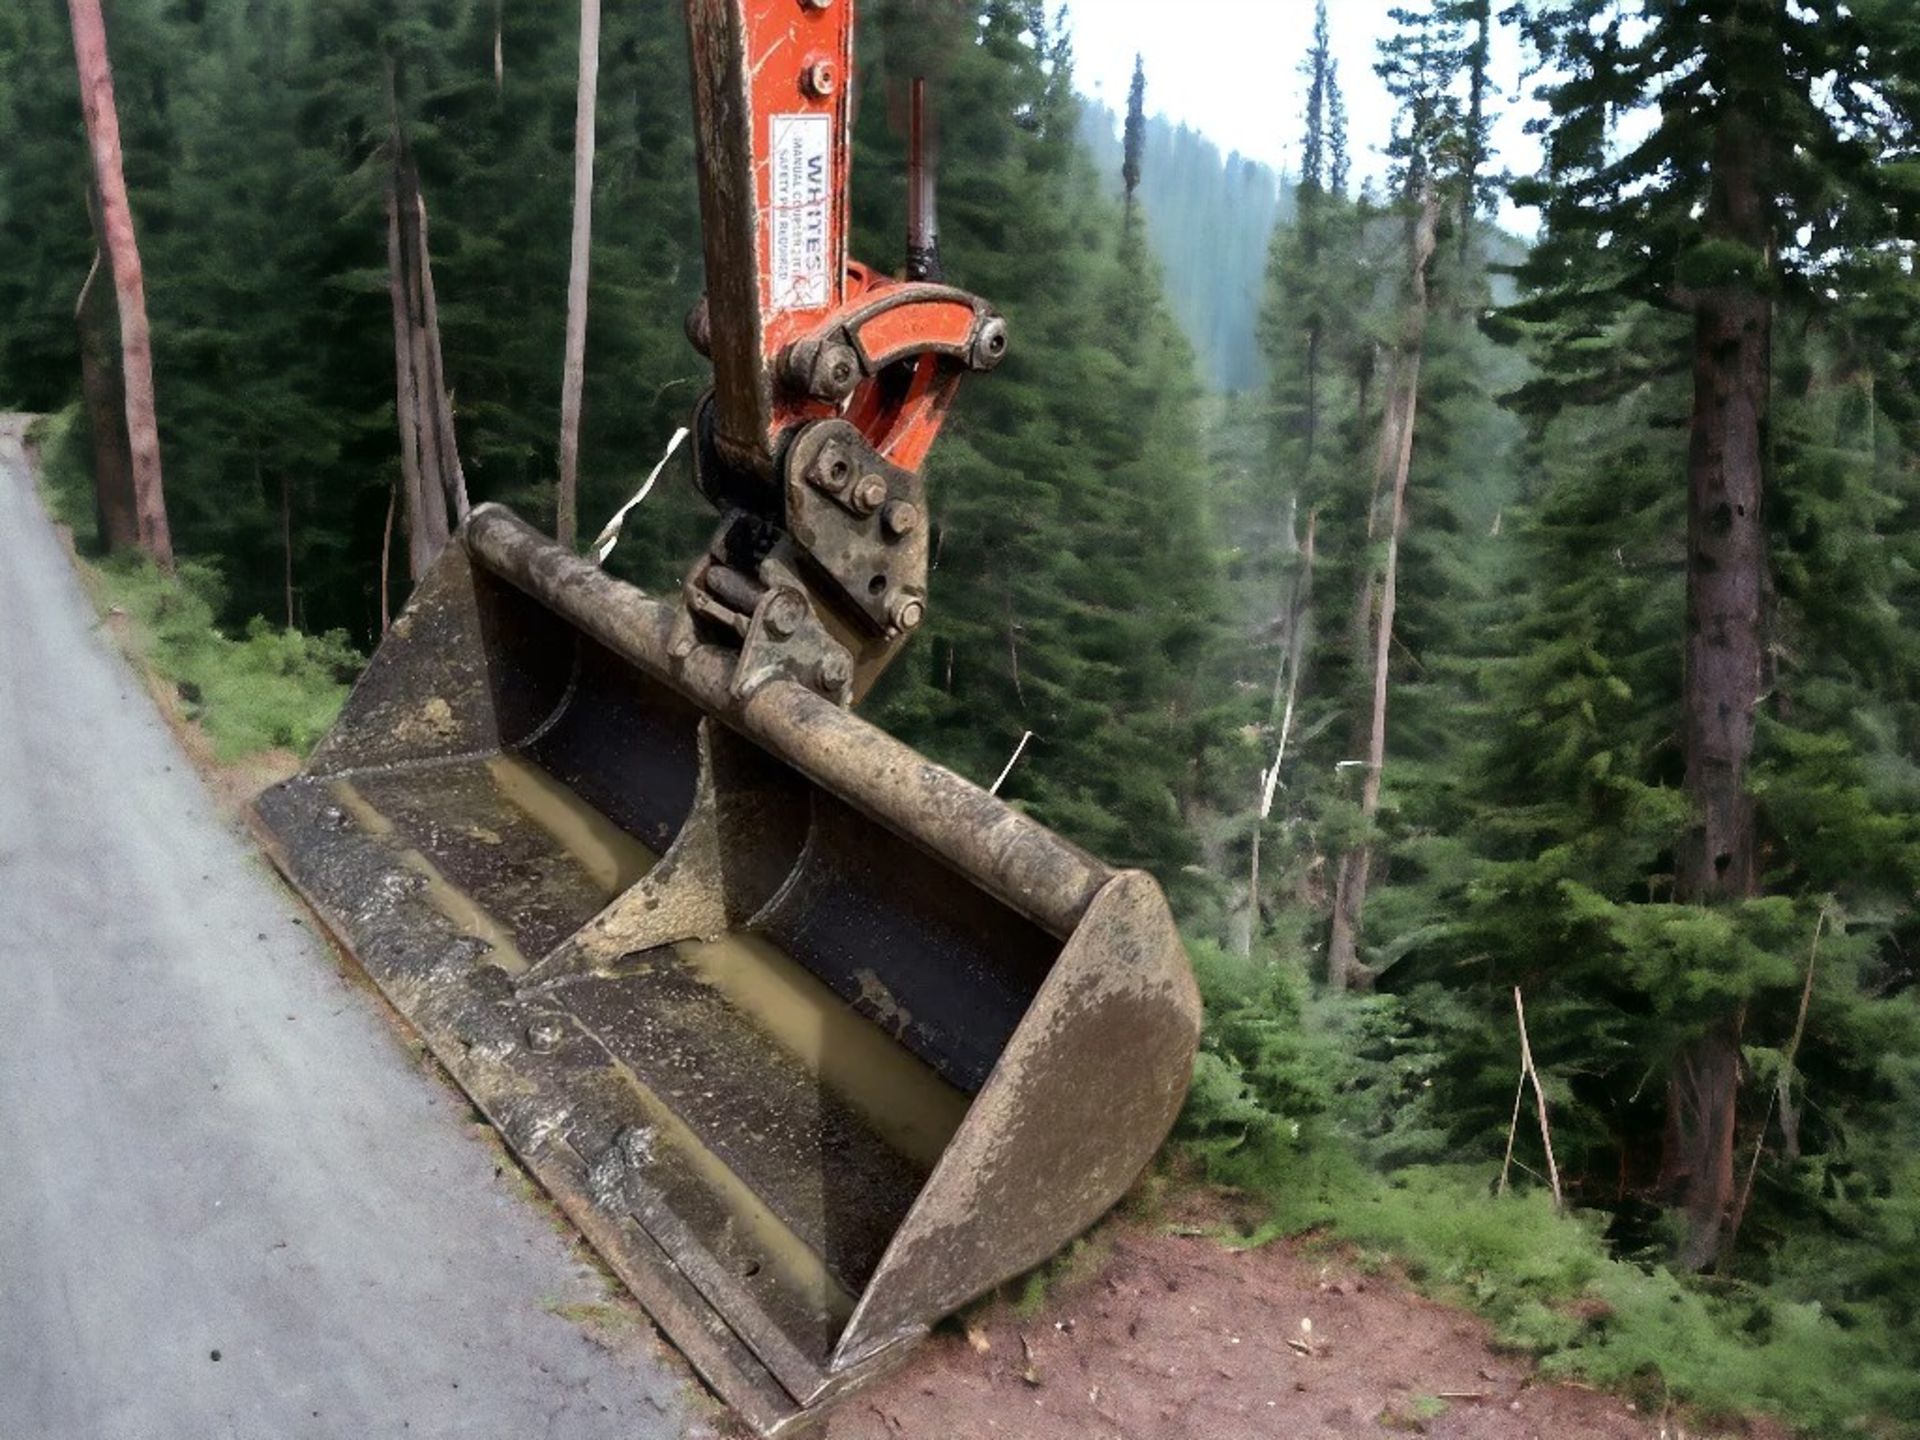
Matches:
[770,113,833,313]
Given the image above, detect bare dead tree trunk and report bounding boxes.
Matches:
[280,466,295,629]
[1327,190,1439,993]
[556,0,602,550]
[383,58,462,580]
[411,191,470,523]
[385,169,444,582]
[1665,111,1772,1273]
[1240,505,1317,957]
[67,0,172,571]
[75,245,139,553]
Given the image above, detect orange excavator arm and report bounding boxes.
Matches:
[678,0,1008,702]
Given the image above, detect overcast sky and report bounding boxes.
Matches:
[1066,0,1547,229]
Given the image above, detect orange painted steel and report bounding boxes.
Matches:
[686,0,995,479]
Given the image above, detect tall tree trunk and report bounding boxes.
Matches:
[1327,191,1439,993]
[279,464,295,629]
[66,0,172,571]
[410,190,469,523]
[1241,506,1317,957]
[383,58,462,580]
[74,246,139,553]
[556,0,601,551]
[1665,112,1771,1272]
[385,169,444,583]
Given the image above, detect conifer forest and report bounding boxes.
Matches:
[6,1,1920,1433]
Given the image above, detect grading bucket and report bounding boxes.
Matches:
[255,505,1200,1434]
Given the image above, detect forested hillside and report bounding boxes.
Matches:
[1080,100,1284,392]
[7,0,1920,1432]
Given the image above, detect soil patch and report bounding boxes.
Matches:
[825,1220,1790,1440]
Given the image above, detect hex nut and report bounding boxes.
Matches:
[971,317,1011,371]
[527,1019,566,1055]
[803,58,839,98]
[805,444,853,495]
[851,474,889,514]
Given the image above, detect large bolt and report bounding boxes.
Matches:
[971,316,1011,372]
[851,474,889,515]
[786,340,860,402]
[881,500,921,538]
[763,589,807,641]
[803,57,839,98]
[889,594,927,632]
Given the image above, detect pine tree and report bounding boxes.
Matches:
[1121,54,1145,224]
[1502,0,1920,1267]
[1437,0,1493,262]
[1075,103,1283,392]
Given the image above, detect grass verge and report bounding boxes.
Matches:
[30,407,358,764]
[1253,1160,1915,1436]
[1183,939,1919,1439]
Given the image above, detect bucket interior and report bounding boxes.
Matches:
[311,564,1063,1375]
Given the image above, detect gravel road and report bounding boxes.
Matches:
[0,417,703,1440]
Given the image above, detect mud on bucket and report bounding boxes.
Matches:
[254,504,1201,1436]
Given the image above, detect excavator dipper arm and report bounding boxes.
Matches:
[680,0,1007,703]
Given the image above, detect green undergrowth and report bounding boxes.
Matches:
[1177,938,1920,1439]
[31,408,358,761]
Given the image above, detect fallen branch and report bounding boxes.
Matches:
[1499,987,1563,1209]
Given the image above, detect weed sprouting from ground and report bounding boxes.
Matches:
[1012,1234,1113,1320]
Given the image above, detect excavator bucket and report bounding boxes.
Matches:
[255,507,1201,1435]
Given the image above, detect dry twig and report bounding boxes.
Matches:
[1499,987,1563,1208]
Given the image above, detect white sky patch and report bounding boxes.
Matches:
[1066,0,1551,234]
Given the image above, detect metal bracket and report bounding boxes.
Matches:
[779,279,1008,406]
[782,421,929,639]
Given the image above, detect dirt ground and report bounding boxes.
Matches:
[823,1218,1790,1440]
